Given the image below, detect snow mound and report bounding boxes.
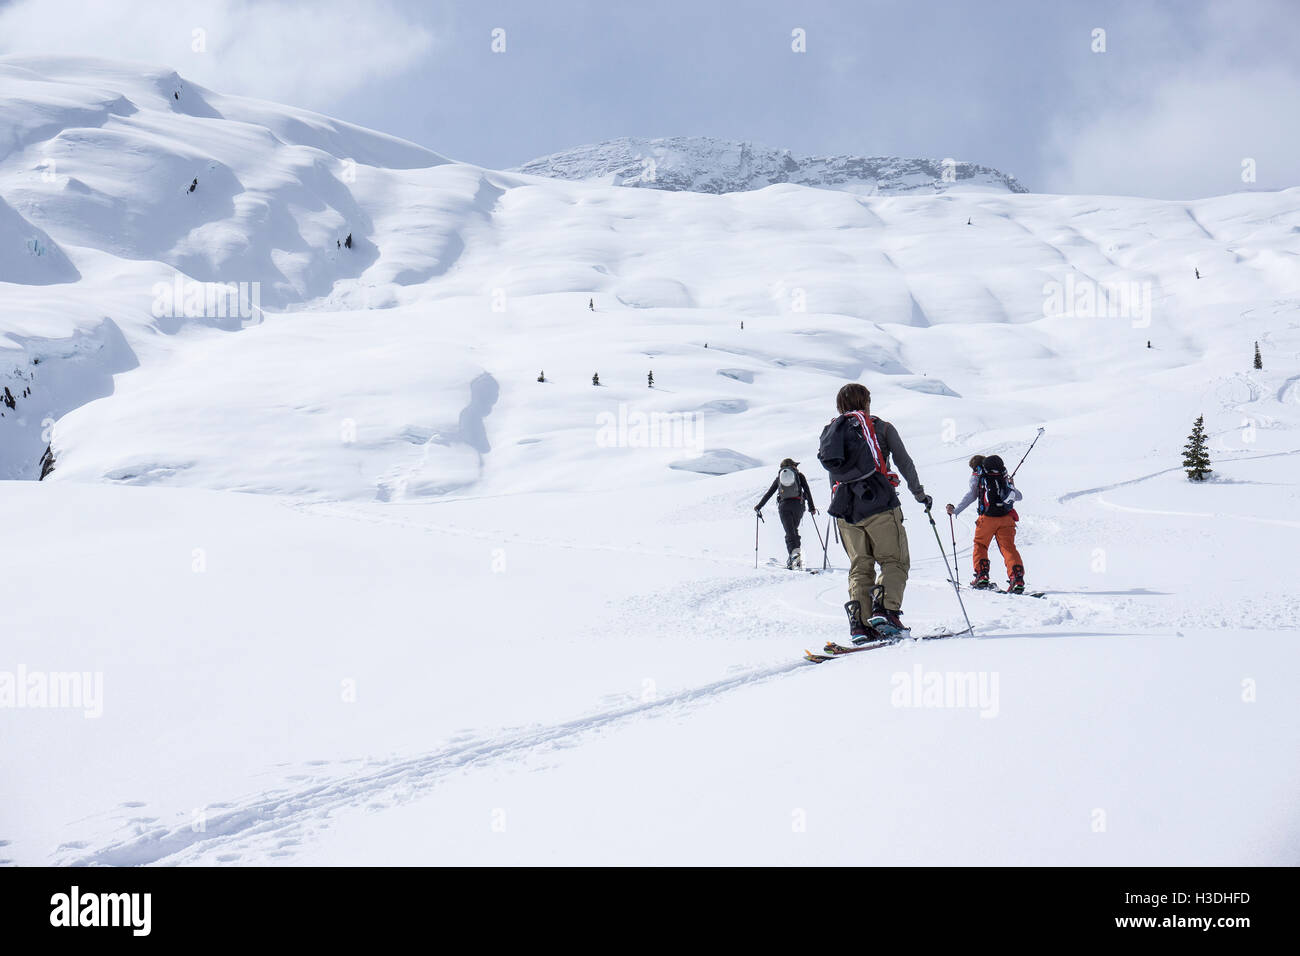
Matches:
[0,194,78,284]
[669,448,762,475]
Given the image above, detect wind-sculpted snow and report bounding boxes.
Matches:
[2,56,1298,499]
[0,195,78,284]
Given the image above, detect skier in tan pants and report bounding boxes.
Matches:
[817,383,931,639]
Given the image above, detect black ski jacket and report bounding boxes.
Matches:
[817,413,920,523]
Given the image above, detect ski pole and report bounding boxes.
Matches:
[1011,426,1046,478]
[925,504,974,637]
[809,513,829,570]
[754,511,764,568]
[948,512,961,586]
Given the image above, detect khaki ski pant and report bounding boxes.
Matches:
[838,506,911,612]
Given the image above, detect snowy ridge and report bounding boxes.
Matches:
[513,135,1028,195]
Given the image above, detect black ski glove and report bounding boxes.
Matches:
[918,494,933,511]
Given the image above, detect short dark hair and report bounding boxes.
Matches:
[836,383,871,414]
[969,455,986,470]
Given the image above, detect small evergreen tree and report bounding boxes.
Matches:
[592,372,599,386]
[647,370,654,387]
[1254,342,1262,370]
[537,370,545,382]
[1182,415,1212,481]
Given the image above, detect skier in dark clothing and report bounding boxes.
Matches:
[818,383,930,639]
[188,178,197,194]
[755,458,818,569]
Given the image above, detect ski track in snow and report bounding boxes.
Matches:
[62,652,839,866]
[1056,447,1300,503]
[57,498,1079,866]
[1095,496,1300,529]
[66,607,1130,867]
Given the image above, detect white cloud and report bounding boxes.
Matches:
[1041,2,1300,198]
[0,0,436,110]
[1044,68,1300,199]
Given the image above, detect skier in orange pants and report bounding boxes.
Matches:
[946,454,1026,592]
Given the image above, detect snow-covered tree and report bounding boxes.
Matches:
[1182,415,1212,481]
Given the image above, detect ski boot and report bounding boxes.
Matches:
[868,607,909,640]
[844,600,874,644]
[970,559,992,589]
[866,585,909,639]
[792,548,803,570]
[1008,564,1026,595]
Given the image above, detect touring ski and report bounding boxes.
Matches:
[803,629,971,663]
[767,558,823,574]
[951,579,1046,599]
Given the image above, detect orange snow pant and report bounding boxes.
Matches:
[973,514,1023,578]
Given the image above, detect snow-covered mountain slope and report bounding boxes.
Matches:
[2,57,1299,866]
[513,136,1029,195]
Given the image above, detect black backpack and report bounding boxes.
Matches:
[977,455,1014,517]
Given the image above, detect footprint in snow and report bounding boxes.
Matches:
[119,801,147,808]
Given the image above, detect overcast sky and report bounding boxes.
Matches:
[2,0,1297,198]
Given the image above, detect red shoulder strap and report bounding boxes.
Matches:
[845,412,899,485]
